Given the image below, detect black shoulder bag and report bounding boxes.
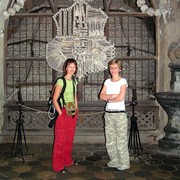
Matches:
[47,76,66,128]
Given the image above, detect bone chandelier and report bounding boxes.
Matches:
[46,0,115,80]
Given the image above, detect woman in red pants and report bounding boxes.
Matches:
[52,58,78,173]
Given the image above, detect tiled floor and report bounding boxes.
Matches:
[0,143,180,180]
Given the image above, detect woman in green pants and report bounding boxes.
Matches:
[99,58,130,171]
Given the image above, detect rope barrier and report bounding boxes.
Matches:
[9,102,131,117]
[7,81,155,118]
[10,102,105,116]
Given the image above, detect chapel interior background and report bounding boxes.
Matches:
[3,0,158,135]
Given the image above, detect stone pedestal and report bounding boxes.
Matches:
[155,61,180,157]
[155,92,180,156]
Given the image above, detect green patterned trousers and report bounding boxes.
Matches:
[104,112,130,170]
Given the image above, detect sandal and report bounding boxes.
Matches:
[59,168,68,174]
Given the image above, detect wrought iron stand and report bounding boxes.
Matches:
[128,89,144,162]
[8,87,34,163]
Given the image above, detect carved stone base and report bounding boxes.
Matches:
[158,137,180,157]
[159,137,179,149]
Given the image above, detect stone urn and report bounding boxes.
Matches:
[155,42,180,156]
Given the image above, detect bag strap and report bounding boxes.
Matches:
[59,76,66,108]
[72,77,76,99]
[55,76,76,108]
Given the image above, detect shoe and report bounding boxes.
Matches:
[59,168,68,174]
[117,166,130,171]
[103,164,116,170]
[113,168,123,173]
[72,160,78,166]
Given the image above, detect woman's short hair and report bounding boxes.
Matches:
[63,58,78,75]
[108,59,122,69]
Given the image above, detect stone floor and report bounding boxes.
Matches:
[0,143,180,180]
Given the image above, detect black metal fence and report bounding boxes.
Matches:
[6,14,156,103]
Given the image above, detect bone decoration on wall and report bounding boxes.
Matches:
[46,0,115,80]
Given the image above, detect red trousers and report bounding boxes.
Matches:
[52,108,78,172]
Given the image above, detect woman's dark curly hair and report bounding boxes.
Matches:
[63,58,78,75]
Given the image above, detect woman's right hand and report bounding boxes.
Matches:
[58,110,62,116]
